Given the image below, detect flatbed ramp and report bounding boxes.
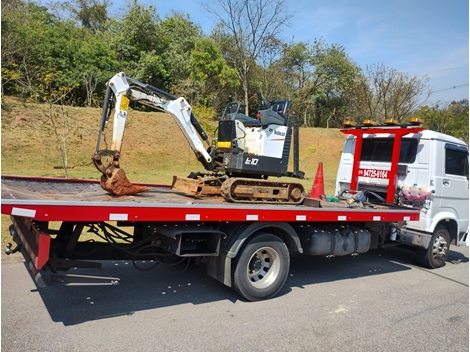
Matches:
[1,175,420,223]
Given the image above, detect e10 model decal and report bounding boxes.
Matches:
[358,168,389,179]
[245,157,259,165]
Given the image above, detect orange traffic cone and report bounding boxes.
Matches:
[309,162,325,199]
[304,162,325,207]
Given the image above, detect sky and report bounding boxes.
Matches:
[112,0,469,105]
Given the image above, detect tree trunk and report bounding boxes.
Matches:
[243,74,249,115]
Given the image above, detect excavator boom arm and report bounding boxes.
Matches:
[102,72,213,165]
[92,72,214,195]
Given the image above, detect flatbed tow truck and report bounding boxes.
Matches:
[2,74,467,301]
[2,173,420,301]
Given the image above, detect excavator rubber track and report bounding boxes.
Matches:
[220,178,305,205]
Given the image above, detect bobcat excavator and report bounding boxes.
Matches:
[92,72,305,204]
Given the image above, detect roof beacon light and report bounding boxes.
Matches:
[342,120,356,128]
[384,118,398,125]
[362,119,377,126]
[409,117,423,126]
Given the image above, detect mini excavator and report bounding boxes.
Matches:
[92,72,305,204]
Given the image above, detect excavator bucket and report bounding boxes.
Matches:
[100,168,149,196]
[92,151,149,196]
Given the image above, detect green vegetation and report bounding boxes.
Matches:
[414,101,469,143]
[3,0,467,134]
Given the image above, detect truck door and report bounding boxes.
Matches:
[437,143,469,234]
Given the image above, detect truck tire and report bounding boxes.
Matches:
[232,232,289,301]
[417,226,450,269]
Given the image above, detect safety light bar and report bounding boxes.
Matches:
[342,117,424,129]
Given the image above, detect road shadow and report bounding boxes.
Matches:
[447,247,469,264]
[281,245,468,295]
[32,245,467,326]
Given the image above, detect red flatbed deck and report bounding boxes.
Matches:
[1,175,420,223]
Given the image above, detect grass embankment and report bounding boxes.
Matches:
[1,96,346,248]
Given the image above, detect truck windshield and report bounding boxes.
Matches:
[360,138,418,163]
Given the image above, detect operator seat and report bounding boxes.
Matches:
[258,109,285,126]
[232,113,261,127]
[223,101,261,126]
[258,100,290,126]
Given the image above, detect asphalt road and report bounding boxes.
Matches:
[2,245,468,352]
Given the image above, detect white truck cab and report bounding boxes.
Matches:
[336,125,469,268]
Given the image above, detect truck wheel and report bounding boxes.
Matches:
[417,226,450,269]
[232,233,289,301]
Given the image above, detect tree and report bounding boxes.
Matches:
[69,0,110,31]
[1,0,116,106]
[414,100,469,143]
[205,0,293,114]
[280,41,313,91]
[189,37,238,109]
[1,0,27,89]
[110,7,203,93]
[156,12,204,94]
[110,2,161,77]
[50,0,111,32]
[2,3,71,101]
[34,70,78,177]
[74,30,117,106]
[346,63,430,124]
[1,0,49,98]
[279,39,359,127]
[256,36,288,101]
